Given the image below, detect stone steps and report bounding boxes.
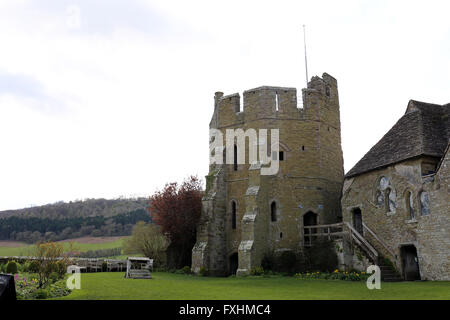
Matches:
[378,264,402,282]
[127,269,152,279]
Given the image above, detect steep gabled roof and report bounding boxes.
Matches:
[345,100,450,178]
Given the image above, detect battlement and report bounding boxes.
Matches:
[213,73,339,128]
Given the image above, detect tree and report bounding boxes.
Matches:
[123,221,169,267]
[150,176,203,268]
[33,241,72,288]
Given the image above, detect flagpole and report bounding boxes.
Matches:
[303,25,309,87]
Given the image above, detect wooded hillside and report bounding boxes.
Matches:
[0,198,151,243]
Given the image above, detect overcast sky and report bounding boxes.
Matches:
[0,0,449,210]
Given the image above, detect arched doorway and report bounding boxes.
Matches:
[401,245,421,281]
[303,211,318,247]
[229,253,238,275]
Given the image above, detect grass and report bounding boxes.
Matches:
[0,237,127,256]
[55,272,450,300]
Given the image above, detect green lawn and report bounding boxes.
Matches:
[56,272,450,300]
[0,238,127,256]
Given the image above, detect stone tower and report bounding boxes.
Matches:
[192,73,344,276]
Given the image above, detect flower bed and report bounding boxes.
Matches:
[14,273,72,300]
[295,269,370,281]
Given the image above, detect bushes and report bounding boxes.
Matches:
[34,289,49,299]
[199,267,208,277]
[49,272,60,283]
[295,269,369,281]
[250,267,264,276]
[261,253,275,271]
[6,261,19,274]
[28,260,40,273]
[182,266,191,274]
[303,239,338,272]
[277,251,297,273]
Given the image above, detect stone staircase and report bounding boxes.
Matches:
[127,269,152,279]
[345,222,403,282]
[378,261,402,282]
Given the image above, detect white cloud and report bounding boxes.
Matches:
[0,0,449,210]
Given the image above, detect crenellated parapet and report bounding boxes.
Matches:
[212,73,340,129]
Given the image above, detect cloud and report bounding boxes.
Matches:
[0,71,68,115]
[22,0,188,41]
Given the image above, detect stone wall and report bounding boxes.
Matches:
[193,73,344,275]
[341,148,450,280]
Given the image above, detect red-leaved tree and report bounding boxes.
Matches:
[149,176,203,268]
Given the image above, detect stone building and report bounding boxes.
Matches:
[192,73,344,276]
[341,100,450,280]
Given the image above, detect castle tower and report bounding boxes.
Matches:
[192,73,344,276]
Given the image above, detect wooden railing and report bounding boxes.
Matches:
[344,222,378,263]
[362,222,396,260]
[303,222,380,264]
[303,222,346,246]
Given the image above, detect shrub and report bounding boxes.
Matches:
[182,266,191,274]
[33,241,70,288]
[261,253,275,271]
[28,260,40,273]
[6,261,18,274]
[20,261,31,273]
[250,266,264,276]
[102,261,108,272]
[304,239,338,272]
[55,260,67,278]
[34,289,49,299]
[295,270,369,282]
[277,251,297,273]
[0,263,6,273]
[199,267,208,277]
[49,272,60,283]
[123,222,169,267]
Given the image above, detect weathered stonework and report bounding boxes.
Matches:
[192,73,344,275]
[342,101,450,280]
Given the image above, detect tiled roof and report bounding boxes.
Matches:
[346,100,450,178]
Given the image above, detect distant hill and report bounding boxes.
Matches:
[0,198,149,219]
[0,198,151,243]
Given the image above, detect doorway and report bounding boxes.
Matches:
[303,211,318,246]
[401,245,421,281]
[229,253,238,275]
[352,208,363,235]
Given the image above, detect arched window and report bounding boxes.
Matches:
[270,201,277,222]
[420,191,430,216]
[382,185,396,213]
[384,188,391,212]
[406,191,415,220]
[231,201,237,229]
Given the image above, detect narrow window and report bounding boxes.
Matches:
[233,144,238,171]
[326,86,330,97]
[232,201,237,229]
[280,232,283,239]
[406,191,415,220]
[271,201,277,222]
[385,188,391,212]
[301,146,305,151]
[420,192,430,216]
[279,151,284,161]
[275,93,279,111]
